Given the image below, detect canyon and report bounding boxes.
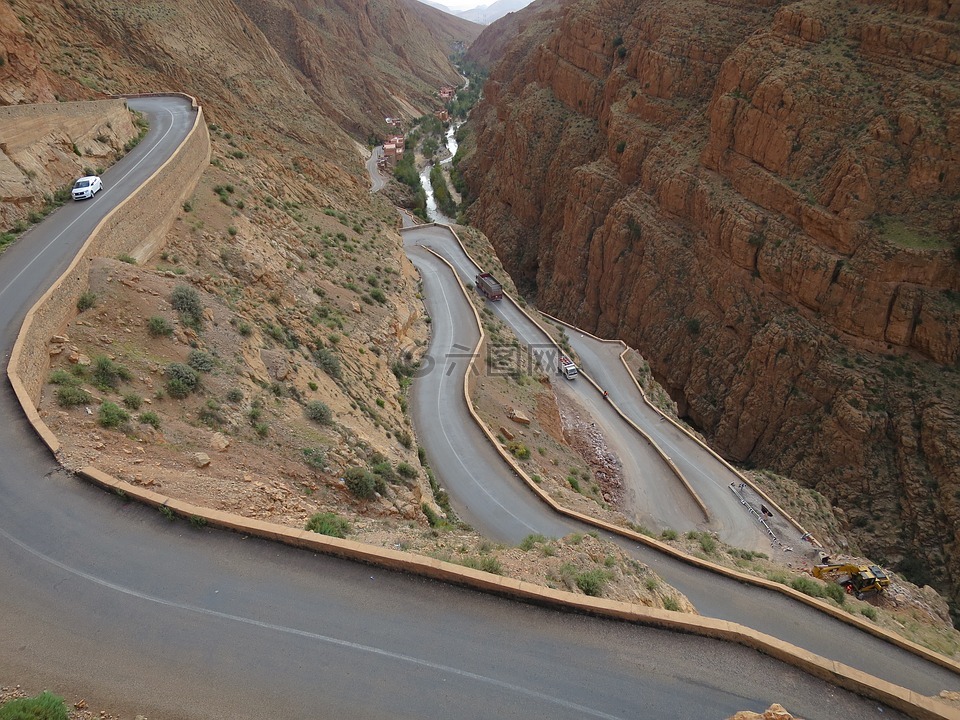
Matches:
[461,0,960,611]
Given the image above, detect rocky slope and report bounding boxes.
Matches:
[461,0,960,611]
[465,0,565,70]
[232,0,480,137]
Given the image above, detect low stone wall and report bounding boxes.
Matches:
[9,99,209,405]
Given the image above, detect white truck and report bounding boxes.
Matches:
[557,355,578,379]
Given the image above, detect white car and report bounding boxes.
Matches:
[72,176,103,200]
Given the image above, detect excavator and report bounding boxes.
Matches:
[812,558,890,600]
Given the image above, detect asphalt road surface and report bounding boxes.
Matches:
[366,145,387,193]
[0,98,945,719]
[400,223,960,701]
[565,331,805,552]
[403,227,706,533]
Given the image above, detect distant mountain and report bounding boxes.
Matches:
[466,0,563,68]
[416,0,534,25]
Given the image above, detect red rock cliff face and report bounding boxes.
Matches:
[463,0,960,606]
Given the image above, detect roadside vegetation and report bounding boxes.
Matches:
[0,691,68,720]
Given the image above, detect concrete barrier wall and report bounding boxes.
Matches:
[9,100,209,404]
[0,98,128,125]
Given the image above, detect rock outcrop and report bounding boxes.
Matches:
[463,0,960,608]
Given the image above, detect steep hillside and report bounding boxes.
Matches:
[461,0,960,610]
[465,0,565,68]
[233,0,480,137]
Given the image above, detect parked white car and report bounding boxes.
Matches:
[72,176,103,200]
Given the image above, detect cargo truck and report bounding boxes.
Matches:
[557,355,578,379]
[475,272,503,301]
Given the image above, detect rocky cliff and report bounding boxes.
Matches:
[462,0,960,610]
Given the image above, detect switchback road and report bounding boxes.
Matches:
[400,222,960,704]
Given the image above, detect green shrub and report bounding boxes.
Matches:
[226,387,244,403]
[198,398,226,426]
[507,441,530,460]
[860,605,878,621]
[302,448,326,469]
[123,392,143,410]
[0,691,68,720]
[370,288,387,304]
[188,349,215,372]
[98,401,130,428]
[139,411,161,429]
[698,533,716,554]
[147,316,173,337]
[306,400,333,424]
[117,254,137,264]
[56,384,90,406]
[49,369,79,386]
[661,529,678,541]
[790,575,825,598]
[313,347,341,378]
[92,355,129,390]
[421,502,443,527]
[305,512,351,538]
[76,291,96,312]
[371,461,398,485]
[458,555,503,574]
[171,284,204,328]
[396,461,418,479]
[344,466,382,498]
[165,362,198,398]
[662,597,681,612]
[824,582,847,605]
[575,568,610,597]
[519,533,547,551]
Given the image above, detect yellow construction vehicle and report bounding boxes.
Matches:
[812,560,890,599]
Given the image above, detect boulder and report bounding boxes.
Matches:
[508,408,531,425]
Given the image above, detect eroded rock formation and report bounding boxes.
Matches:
[463,0,960,607]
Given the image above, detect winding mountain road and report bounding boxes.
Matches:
[400,222,960,704]
[0,97,948,719]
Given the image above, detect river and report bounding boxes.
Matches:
[419,122,460,224]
